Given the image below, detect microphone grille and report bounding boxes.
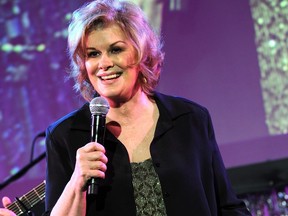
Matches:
[89,97,110,115]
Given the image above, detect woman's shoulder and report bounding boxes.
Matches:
[154,92,210,116]
[46,102,90,135]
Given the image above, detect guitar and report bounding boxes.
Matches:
[6,181,45,216]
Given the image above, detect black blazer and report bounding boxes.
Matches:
[45,92,251,216]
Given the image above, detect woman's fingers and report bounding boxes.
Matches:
[2,197,11,208]
[77,142,108,164]
[0,197,15,216]
[71,142,108,191]
[82,142,106,153]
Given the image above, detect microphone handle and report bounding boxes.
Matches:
[87,114,106,195]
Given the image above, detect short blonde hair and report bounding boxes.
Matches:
[68,0,164,101]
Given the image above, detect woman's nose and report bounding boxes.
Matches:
[98,54,113,70]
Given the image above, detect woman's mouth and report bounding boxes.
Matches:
[99,72,122,80]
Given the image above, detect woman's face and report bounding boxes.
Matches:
[85,23,140,102]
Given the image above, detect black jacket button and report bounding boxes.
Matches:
[154,162,161,167]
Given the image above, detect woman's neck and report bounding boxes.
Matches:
[106,90,154,126]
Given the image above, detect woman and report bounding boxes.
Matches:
[1,0,251,215]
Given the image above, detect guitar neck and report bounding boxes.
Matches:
[6,181,45,216]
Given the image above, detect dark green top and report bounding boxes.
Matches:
[131,159,167,216]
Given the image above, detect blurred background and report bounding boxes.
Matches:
[0,0,288,215]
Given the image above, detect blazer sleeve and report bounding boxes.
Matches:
[207,112,251,216]
[44,125,74,213]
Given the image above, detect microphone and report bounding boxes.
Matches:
[87,96,110,195]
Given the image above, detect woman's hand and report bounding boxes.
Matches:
[0,197,15,216]
[70,142,108,193]
[50,142,108,215]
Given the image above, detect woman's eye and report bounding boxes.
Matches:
[87,51,100,58]
[111,47,123,54]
